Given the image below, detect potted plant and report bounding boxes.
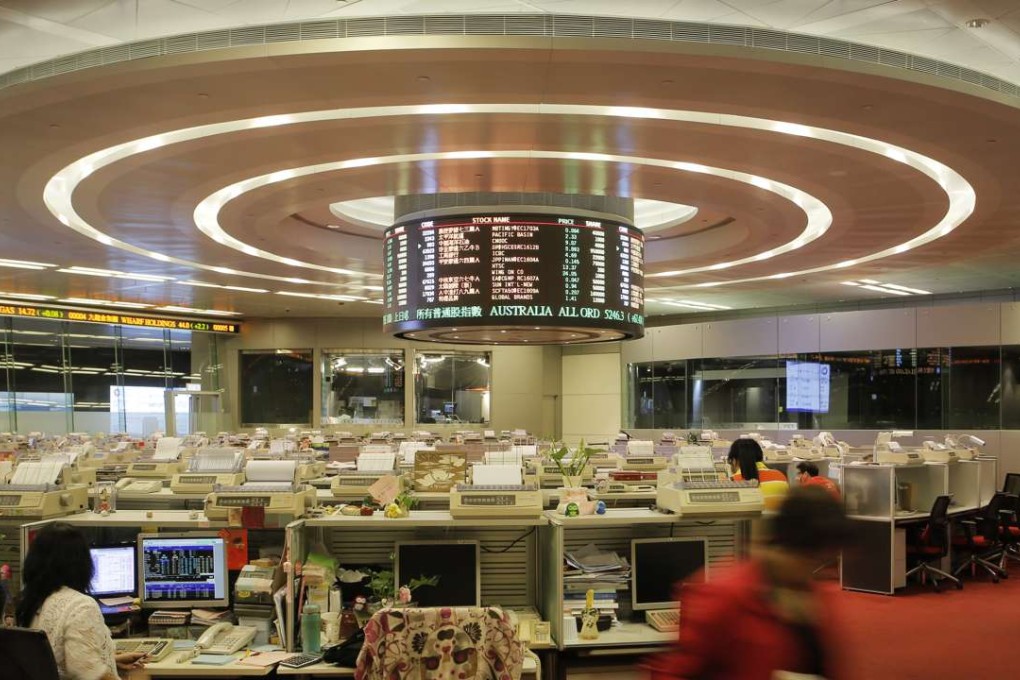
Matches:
[364,567,440,611]
[549,439,598,489]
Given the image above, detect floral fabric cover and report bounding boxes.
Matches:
[355,606,523,680]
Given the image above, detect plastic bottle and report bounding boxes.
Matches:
[301,603,322,653]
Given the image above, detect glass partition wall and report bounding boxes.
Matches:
[414,351,491,424]
[626,346,1008,430]
[322,350,405,426]
[0,317,198,436]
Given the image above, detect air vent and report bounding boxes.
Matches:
[196,31,230,51]
[818,38,850,59]
[50,57,77,76]
[165,35,198,54]
[633,19,671,41]
[230,27,265,46]
[1,13,1015,102]
[100,45,131,65]
[505,16,548,36]
[266,24,301,42]
[786,35,818,55]
[879,50,908,69]
[387,16,425,35]
[850,44,880,64]
[425,16,466,35]
[593,17,632,39]
[672,22,710,42]
[347,18,385,37]
[300,21,338,40]
[465,16,506,35]
[751,29,786,51]
[553,15,594,37]
[129,40,162,59]
[709,25,746,46]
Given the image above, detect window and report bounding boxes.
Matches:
[688,357,779,429]
[628,361,687,429]
[945,346,999,429]
[240,350,313,425]
[415,352,490,424]
[322,350,405,425]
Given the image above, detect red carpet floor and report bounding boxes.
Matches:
[838,559,1018,679]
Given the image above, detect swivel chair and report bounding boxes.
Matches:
[905,495,961,591]
[997,482,1020,570]
[952,491,1013,583]
[0,627,60,680]
[355,606,525,680]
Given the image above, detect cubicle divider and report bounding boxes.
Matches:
[841,458,997,595]
[541,509,747,652]
[288,513,544,651]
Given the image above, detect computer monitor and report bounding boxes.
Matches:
[89,545,136,597]
[443,402,456,415]
[137,532,229,609]
[631,537,708,611]
[1004,472,1020,497]
[394,540,480,607]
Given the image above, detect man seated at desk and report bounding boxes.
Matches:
[796,462,840,500]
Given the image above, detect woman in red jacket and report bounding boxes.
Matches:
[646,486,852,680]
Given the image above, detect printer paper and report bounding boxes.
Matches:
[472,464,522,486]
[11,460,64,486]
[154,437,183,460]
[245,459,297,482]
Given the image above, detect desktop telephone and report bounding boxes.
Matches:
[195,623,258,654]
[115,478,163,494]
[114,638,174,662]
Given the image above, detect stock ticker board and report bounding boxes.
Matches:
[383,213,644,343]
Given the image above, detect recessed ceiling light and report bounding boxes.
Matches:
[0,258,56,270]
[59,298,153,309]
[276,291,364,302]
[966,18,989,28]
[0,292,55,301]
[156,305,241,316]
[58,266,172,282]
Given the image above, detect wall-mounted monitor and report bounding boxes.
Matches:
[394,540,480,607]
[137,532,229,609]
[785,361,831,413]
[631,537,708,611]
[383,213,645,344]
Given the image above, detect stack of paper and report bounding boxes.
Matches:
[563,544,631,585]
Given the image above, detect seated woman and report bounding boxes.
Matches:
[727,438,790,511]
[16,522,146,680]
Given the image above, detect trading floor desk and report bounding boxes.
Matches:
[840,458,998,594]
[539,507,753,679]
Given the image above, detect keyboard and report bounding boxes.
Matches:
[683,479,758,489]
[645,609,680,632]
[114,638,174,662]
[279,653,322,668]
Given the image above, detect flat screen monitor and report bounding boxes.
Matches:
[394,540,480,607]
[89,545,136,597]
[785,361,831,413]
[137,532,229,609]
[631,537,708,611]
[443,402,457,415]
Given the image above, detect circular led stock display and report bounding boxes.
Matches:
[383,213,645,344]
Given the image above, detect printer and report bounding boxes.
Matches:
[945,434,985,461]
[655,465,763,517]
[126,437,185,478]
[525,460,595,489]
[788,436,823,461]
[204,459,317,521]
[874,431,923,465]
[450,483,543,518]
[0,459,89,518]
[921,440,958,464]
[49,447,98,487]
[330,449,399,497]
[171,447,246,493]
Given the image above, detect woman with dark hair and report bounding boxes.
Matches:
[727,438,790,511]
[15,523,146,680]
[646,486,853,680]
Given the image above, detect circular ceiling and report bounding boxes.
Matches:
[1,16,1019,321]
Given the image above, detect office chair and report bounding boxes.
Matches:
[952,491,1013,583]
[0,627,61,680]
[905,495,961,591]
[355,606,524,680]
[997,490,1020,570]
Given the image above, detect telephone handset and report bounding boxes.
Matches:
[115,478,162,494]
[195,622,258,655]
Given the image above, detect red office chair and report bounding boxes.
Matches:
[952,491,1012,583]
[906,495,961,591]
